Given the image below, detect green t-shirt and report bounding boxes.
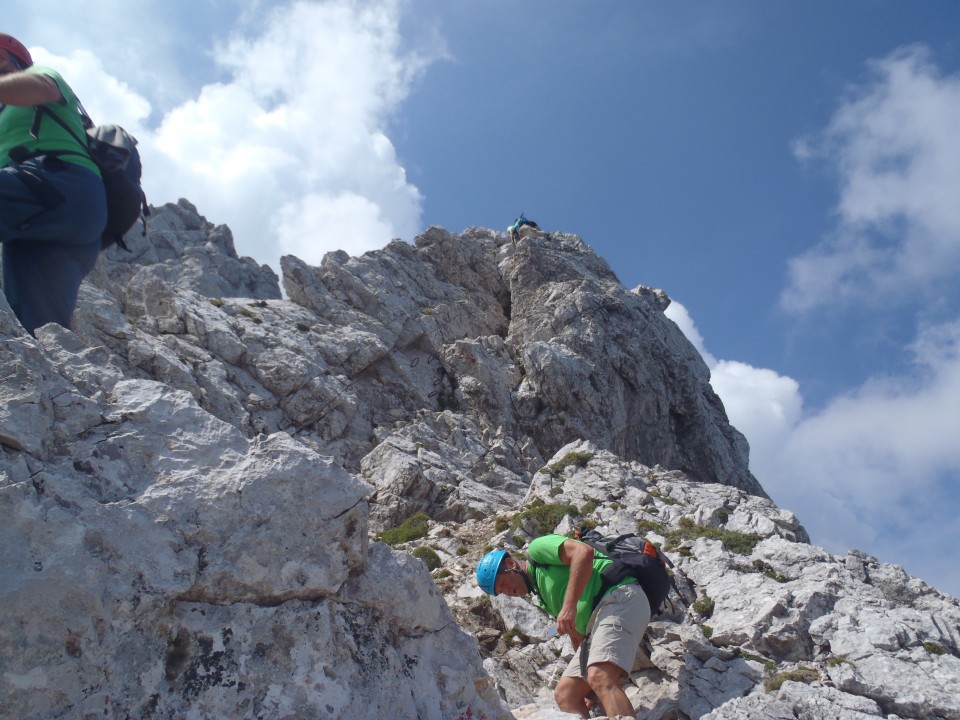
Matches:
[527,534,634,635]
[0,66,99,175]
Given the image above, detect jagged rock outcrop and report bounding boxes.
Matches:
[433,441,959,720]
[85,198,282,302]
[0,349,502,718]
[2,200,956,719]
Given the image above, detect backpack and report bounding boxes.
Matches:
[575,528,676,616]
[29,103,149,251]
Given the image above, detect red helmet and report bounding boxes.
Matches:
[0,33,33,68]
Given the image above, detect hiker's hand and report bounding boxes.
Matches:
[569,628,585,650]
[557,605,577,638]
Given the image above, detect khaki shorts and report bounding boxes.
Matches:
[562,583,651,679]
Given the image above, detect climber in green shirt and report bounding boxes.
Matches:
[477,534,651,719]
[0,32,107,335]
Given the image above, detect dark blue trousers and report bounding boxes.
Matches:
[1,156,107,335]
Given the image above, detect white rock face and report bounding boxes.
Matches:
[442,442,959,720]
[2,204,956,719]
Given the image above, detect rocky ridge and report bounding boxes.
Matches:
[1,200,957,719]
[436,441,959,719]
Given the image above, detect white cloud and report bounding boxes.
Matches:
[783,46,960,313]
[19,0,443,276]
[770,45,960,595]
[770,320,960,595]
[15,0,203,112]
[147,0,439,272]
[709,360,802,464]
[665,302,802,475]
[664,301,716,365]
[668,300,960,597]
[277,191,396,259]
[29,48,152,134]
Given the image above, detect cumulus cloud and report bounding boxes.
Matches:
[783,46,960,313]
[15,0,202,112]
[663,301,715,365]
[771,320,960,594]
[665,302,802,476]
[29,48,152,134]
[769,45,960,594]
[148,0,440,271]
[22,0,443,275]
[668,299,960,596]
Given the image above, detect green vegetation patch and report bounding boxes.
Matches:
[692,594,715,619]
[664,517,760,555]
[923,641,947,656]
[648,490,681,506]
[764,666,819,692]
[732,559,790,582]
[518,502,580,533]
[733,649,776,671]
[636,518,666,536]
[238,307,262,324]
[412,545,441,571]
[381,513,431,546]
[543,451,595,478]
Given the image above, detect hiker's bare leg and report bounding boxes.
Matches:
[587,661,634,717]
[554,676,592,718]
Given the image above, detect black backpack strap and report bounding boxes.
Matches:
[525,558,545,603]
[30,104,91,153]
[592,560,636,612]
[14,104,93,168]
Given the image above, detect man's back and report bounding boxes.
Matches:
[0,65,100,176]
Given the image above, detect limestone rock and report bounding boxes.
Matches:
[0,312,504,719]
[88,199,281,302]
[449,444,959,720]
[2,209,956,719]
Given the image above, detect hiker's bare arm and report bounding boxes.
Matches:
[556,540,594,644]
[0,71,62,106]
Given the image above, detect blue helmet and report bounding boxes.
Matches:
[476,550,509,595]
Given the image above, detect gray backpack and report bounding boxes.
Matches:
[28,104,149,250]
[576,529,675,615]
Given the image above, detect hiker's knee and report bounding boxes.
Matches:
[586,661,625,694]
[554,676,590,712]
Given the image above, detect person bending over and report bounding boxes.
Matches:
[477,533,658,718]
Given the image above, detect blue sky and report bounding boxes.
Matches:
[8,1,960,597]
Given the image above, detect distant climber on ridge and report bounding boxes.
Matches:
[0,32,107,336]
[477,532,670,719]
[508,213,540,245]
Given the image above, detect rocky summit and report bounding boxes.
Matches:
[1,200,957,719]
